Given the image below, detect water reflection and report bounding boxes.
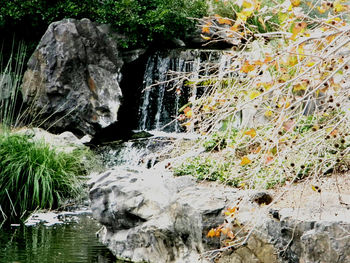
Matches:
[0,215,116,263]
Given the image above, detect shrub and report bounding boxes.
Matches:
[0,133,88,220]
[174,156,241,186]
[0,0,208,51]
[173,0,350,190]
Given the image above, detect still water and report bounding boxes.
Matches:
[0,215,117,263]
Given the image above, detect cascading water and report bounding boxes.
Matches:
[100,49,236,169]
[137,49,233,133]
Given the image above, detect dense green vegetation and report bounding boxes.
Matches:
[0,133,90,221]
[0,0,207,52]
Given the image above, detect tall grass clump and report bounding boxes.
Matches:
[0,42,26,129]
[0,133,87,221]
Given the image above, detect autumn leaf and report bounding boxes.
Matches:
[241,60,255,73]
[201,34,211,41]
[317,6,327,14]
[240,156,252,166]
[291,22,307,40]
[293,83,307,92]
[330,129,338,136]
[311,185,321,193]
[265,155,274,164]
[202,104,211,112]
[334,1,346,12]
[202,23,211,34]
[252,146,261,154]
[306,61,315,67]
[230,24,240,32]
[242,0,253,9]
[207,228,216,238]
[264,54,272,63]
[291,0,300,7]
[184,107,193,118]
[224,206,237,216]
[244,128,256,138]
[249,91,260,99]
[264,109,273,117]
[218,17,232,25]
[236,12,248,23]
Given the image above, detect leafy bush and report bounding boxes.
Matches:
[0,133,89,220]
[0,0,208,50]
[174,0,350,189]
[174,156,240,186]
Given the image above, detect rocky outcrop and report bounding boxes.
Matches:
[89,167,240,263]
[22,18,123,136]
[89,167,350,263]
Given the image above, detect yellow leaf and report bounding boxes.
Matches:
[230,24,240,32]
[202,105,211,112]
[218,17,232,25]
[297,44,305,60]
[249,91,260,100]
[207,228,216,238]
[244,128,256,138]
[288,56,298,66]
[236,12,248,23]
[241,60,255,73]
[200,34,211,40]
[254,60,263,66]
[242,9,254,17]
[242,0,253,9]
[311,185,321,193]
[293,83,307,91]
[240,156,252,166]
[334,2,346,12]
[291,22,307,40]
[239,182,246,189]
[264,110,273,117]
[202,24,211,34]
[184,107,193,118]
[278,12,288,24]
[317,6,327,14]
[225,206,237,215]
[291,0,300,7]
[278,98,290,108]
[306,61,315,67]
[258,17,266,31]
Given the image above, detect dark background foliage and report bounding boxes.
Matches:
[0,0,207,61]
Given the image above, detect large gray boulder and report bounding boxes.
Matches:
[89,168,350,263]
[89,167,239,263]
[22,18,123,136]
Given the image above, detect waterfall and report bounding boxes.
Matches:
[137,49,232,132]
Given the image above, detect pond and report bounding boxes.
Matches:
[0,215,119,263]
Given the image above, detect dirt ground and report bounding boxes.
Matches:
[270,173,350,222]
